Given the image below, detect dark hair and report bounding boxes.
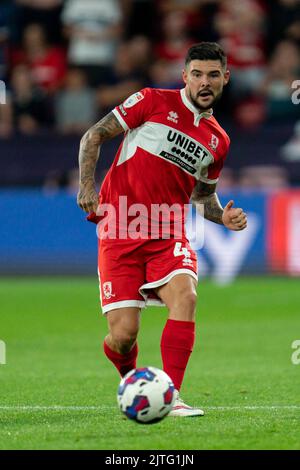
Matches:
[185,42,227,70]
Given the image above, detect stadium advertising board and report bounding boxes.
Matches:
[0,190,299,278]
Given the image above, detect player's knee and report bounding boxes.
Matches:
[110,329,138,354]
[174,289,197,315]
[183,290,197,312]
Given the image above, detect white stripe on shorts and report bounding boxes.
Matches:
[101,300,145,315]
[139,268,198,307]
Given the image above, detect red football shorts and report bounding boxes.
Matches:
[98,237,198,314]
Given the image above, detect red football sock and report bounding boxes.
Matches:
[103,340,138,377]
[160,319,195,391]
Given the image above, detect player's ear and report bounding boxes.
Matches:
[223,69,230,86]
[182,68,188,84]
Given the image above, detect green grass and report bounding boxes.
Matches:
[0,277,300,450]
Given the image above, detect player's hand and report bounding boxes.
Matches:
[222,200,247,231]
[77,182,99,213]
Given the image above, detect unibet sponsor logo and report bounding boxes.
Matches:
[159,129,212,175]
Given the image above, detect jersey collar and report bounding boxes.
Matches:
[180,88,213,127]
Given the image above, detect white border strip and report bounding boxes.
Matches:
[0,405,299,412]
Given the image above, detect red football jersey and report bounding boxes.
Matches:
[94,87,230,238]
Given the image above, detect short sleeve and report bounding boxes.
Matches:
[200,134,230,184]
[206,155,226,183]
[112,88,154,131]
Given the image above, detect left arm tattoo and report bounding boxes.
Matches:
[191,181,224,225]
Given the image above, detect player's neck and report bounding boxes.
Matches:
[182,88,213,117]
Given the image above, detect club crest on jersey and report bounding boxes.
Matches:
[103,282,115,300]
[167,111,179,124]
[123,92,144,109]
[209,134,219,151]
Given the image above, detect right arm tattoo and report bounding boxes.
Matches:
[78,112,124,186]
[191,181,224,225]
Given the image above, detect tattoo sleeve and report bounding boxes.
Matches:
[78,112,124,185]
[191,181,224,225]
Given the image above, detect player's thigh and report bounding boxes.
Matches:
[155,273,198,314]
[98,239,145,314]
[106,307,141,340]
[145,238,198,313]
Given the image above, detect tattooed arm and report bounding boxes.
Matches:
[77,112,124,213]
[191,181,247,231]
[191,181,223,225]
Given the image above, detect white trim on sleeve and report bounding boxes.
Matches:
[197,176,219,184]
[112,108,129,131]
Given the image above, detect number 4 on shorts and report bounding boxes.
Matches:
[173,242,190,258]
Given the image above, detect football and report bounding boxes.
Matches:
[117,367,175,424]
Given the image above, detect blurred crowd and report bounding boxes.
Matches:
[0,0,299,191]
[0,0,299,138]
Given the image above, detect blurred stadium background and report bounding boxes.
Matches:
[0,0,299,280]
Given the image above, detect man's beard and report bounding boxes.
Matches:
[189,89,223,111]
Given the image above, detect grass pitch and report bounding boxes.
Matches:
[0,277,300,450]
